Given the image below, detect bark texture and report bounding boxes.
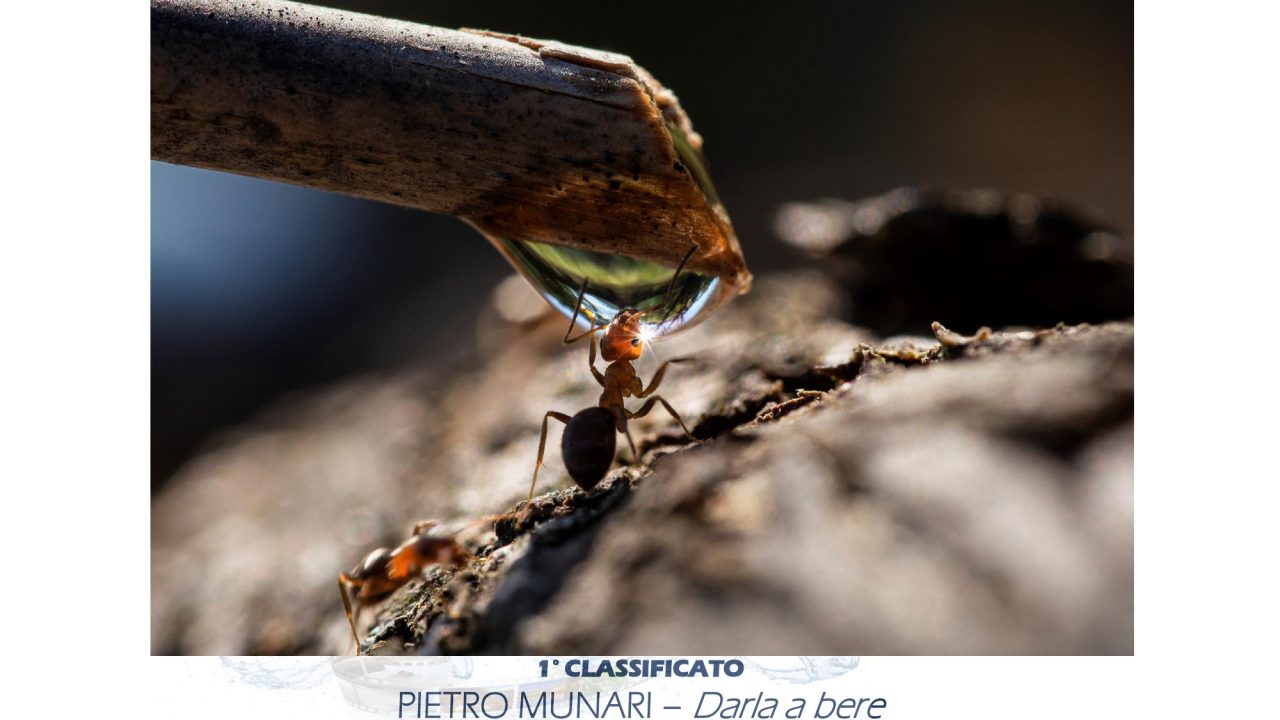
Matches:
[152,278,1132,654]
[152,189,1133,655]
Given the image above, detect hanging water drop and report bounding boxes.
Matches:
[492,237,722,335]
[477,121,745,336]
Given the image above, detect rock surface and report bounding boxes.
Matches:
[152,269,1133,655]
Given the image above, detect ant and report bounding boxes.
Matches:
[526,245,705,510]
[337,519,485,651]
[337,248,705,649]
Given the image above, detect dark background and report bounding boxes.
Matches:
[152,0,1133,487]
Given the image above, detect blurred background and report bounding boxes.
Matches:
[152,0,1132,489]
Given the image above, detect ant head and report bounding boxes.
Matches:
[601,307,648,362]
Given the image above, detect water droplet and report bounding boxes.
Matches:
[478,121,742,336]
[492,237,722,336]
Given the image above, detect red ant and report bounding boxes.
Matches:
[526,245,705,509]
[338,249,705,650]
[337,519,485,651]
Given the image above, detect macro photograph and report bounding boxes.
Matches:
[150,0,1134,656]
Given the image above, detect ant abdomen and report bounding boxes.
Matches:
[352,547,392,580]
[561,406,617,490]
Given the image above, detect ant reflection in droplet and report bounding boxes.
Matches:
[526,245,706,511]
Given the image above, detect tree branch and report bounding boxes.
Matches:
[150,0,749,293]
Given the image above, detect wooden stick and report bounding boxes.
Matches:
[151,0,750,294]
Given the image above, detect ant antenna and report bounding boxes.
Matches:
[655,244,699,330]
[567,277,591,328]
[661,245,698,309]
[563,276,604,344]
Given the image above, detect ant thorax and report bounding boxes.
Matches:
[600,361,643,409]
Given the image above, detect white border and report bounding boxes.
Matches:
[5,1,1279,717]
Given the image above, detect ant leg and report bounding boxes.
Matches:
[587,333,606,387]
[527,411,572,509]
[410,520,439,536]
[449,512,510,537]
[613,406,640,461]
[637,356,696,398]
[338,575,360,654]
[627,396,705,445]
[565,321,603,345]
[624,425,639,461]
